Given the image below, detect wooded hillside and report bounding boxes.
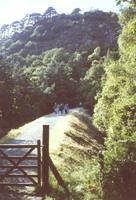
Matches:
[0,8,120,56]
[0,8,120,134]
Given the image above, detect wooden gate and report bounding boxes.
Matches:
[0,141,42,187]
[0,125,69,195]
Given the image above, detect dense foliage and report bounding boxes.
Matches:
[93,1,136,199]
[0,8,120,56]
[79,47,106,114]
[0,47,90,133]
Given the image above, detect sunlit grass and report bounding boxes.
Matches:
[49,115,73,152]
[48,110,103,200]
[0,128,22,144]
[0,117,37,144]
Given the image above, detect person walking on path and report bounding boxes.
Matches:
[53,103,60,115]
[59,103,64,114]
[64,104,69,114]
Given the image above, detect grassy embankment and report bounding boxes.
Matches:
[46,110,104,200]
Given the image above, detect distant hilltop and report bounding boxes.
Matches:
[0,7,59,38]
[0,7,120,56]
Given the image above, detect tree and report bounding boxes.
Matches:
[116,0,136,6]
[93,1,136,199]
[79,53,105,114]
[0,56,13,120]
[71,8,81,15]
[9,40,24,53]
[44,7,58,19]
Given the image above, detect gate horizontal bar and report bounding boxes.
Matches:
[0,156,38,160]
[0,144,39,148]
[0,183,37,186]
[0,174,38,177]
[0,165,38,168]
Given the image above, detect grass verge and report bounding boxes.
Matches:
[45,110,104,200]
[0,128,22,144]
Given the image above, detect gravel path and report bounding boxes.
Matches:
[11,108,81,151]
[15,112,66,150]
[16,113,63,140]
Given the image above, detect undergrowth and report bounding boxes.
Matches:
[46,110,104,200]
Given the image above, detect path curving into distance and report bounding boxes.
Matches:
[9,108,83,153]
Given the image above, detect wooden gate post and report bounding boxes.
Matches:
[42,125,49,194]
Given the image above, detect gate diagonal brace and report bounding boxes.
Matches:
[49,156,69,195]
[0,148,37,185]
